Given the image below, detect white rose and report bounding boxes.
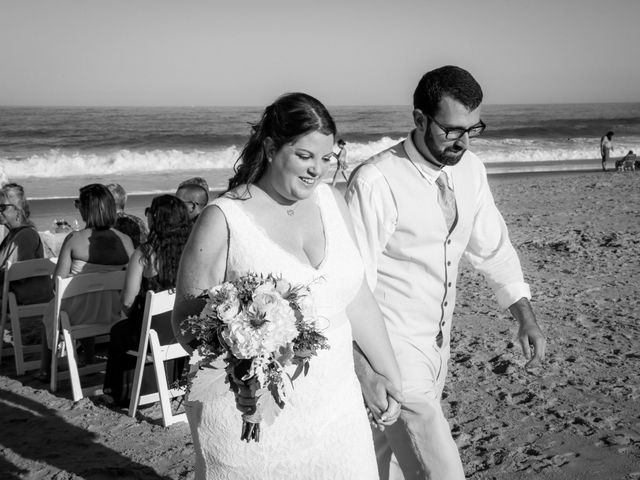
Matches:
[252,283,280,315]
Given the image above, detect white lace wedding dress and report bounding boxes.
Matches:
[185,183,379,480]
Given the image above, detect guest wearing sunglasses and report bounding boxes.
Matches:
[0,184,52,305]
[346,65,546,479]
[175,177,209,221]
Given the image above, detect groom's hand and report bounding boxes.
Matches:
[354,349,403,430]
[509,298,546,370]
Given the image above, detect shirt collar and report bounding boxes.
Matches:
[403,130,454,188]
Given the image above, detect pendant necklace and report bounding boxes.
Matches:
[256,184,300,216]
[286,203,300,216]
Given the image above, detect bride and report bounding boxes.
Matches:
[172,92,402,479]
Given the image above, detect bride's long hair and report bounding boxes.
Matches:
[224,92,337,196]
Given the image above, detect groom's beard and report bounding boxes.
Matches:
[424,129,466,167]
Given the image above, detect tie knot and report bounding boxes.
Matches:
[436,171,449,189]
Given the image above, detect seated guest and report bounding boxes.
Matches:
[103,194,191,406]
[106,183,148,248]
[0,184,52,305]
[175,177,209,221]
[39,184,134,379]
[622,150,636,172]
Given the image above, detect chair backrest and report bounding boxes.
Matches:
[55,270,127,301]
[53,270,127,327]
[2,257,57,315]
[5,258,57,283]
[141,289,177,345]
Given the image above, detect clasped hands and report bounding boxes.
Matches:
[361,370,403,431]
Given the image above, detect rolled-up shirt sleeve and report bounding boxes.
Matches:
[345,167,396,291]
[463,169,531,310]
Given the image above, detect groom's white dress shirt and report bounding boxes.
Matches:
[345,131,530,480]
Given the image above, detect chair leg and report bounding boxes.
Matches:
[149,333,173,427]
[60,316,83,402]
[50,329,59,393]
[0,313,6,366]
[128,336,150,418]
[9,311,25,376]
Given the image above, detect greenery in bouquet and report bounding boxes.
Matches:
[182,272,329,442]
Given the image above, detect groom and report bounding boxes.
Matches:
[345,65,546,479]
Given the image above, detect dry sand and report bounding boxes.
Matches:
[1,170,639,479]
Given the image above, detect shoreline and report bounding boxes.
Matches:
[27,163,610,232]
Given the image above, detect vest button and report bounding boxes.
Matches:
[447,261,451,266]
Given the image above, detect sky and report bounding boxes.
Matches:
[1,0,639,107]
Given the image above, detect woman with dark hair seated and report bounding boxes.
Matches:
[39,184,134,379]
[0,184,52,305]
[102,194,191,406]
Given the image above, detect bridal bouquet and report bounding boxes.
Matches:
[182,272,329,442]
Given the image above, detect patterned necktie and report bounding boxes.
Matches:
[436,170,457,232]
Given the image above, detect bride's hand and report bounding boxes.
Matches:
[360,370,403,430]
[228,370,259,416]
[366,388,402,430]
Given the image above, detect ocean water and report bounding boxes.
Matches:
[1,103,639,200]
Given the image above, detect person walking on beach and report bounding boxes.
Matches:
[346,65,547,479]
[331,139,349,187]
[600,131,614,171]
[172,92,401,479]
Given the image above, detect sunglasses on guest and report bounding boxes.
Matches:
[0,204,14,213]
[182,200,205,211]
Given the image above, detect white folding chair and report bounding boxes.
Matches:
[50,270,126,401]
[0,258,56,375]
[128,289,189,426]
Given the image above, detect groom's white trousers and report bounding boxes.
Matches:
[373,340,466,480]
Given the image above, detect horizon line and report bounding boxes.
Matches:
[1,100,640,109]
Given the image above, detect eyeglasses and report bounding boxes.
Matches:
[426,114,486,140]
[182,200,205,211]
[0,204,13,213]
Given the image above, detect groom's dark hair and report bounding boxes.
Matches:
[413,65,483,116]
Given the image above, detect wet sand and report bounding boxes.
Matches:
[1,169,639,479]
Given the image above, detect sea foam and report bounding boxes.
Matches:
[4,136,640,179]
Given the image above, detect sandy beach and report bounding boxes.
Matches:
[1,169,640,479]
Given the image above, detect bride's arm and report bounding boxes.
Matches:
[172,205,228,352]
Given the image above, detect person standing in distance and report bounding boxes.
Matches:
[345,65,547,479]
[600,131,614,171]
[331,139,349,187]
